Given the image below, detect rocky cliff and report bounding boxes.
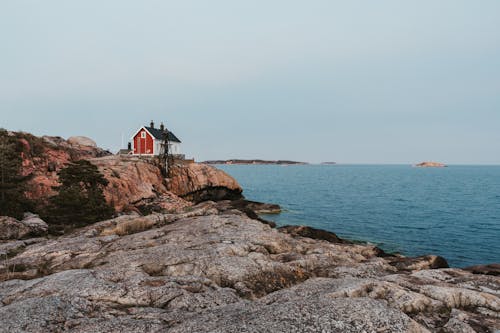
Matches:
[89,156,191,213]
[0,203,498,332]
[90,157,242,212]
[12,132,242,212]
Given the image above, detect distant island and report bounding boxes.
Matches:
[320,162,337,165]
[414,161,447,168]
[203,159,308,165]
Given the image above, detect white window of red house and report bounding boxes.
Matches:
[141,131,146,138]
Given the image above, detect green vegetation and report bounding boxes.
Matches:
[42,160,114,231]
[0,129,29,219]
[0,130,113,232]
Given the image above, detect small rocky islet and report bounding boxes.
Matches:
[0,133,498,332]
[414,161,447,168]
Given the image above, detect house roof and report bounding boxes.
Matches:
[117,149,132,155]
[144,126,182,143]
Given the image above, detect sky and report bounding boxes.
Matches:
[1,1,499,164]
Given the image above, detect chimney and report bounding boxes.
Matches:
[150,120,155,128]
[160,122,165,131]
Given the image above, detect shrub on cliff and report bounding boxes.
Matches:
[42,160,114,230]
[0,129,30,219]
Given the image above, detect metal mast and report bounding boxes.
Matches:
[158,124,171,177]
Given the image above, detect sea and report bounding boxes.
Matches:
[217,164,500,268]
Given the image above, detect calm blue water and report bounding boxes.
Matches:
[218,165,500,268]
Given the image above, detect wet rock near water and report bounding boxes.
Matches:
[278,225,347,244]
[228,199,282,214]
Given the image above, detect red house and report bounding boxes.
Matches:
[131,121,182,156]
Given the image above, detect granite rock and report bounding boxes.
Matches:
[0,206,498,332]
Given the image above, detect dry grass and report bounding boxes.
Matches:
[101,218,156,236]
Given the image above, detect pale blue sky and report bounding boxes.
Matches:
[1,1,499,164]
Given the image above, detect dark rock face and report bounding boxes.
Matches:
[278,225,347,244]
[181,186,243,203]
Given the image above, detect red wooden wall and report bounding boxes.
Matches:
[134,129,154,154]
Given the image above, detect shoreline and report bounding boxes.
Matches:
[218,164,499,268]
[258,213,498,270]
[257,201,496,270]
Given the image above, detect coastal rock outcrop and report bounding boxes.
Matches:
[89,156,191,213]
[168,163,243,202]
[0,204,498,332]
[90,157,245,212]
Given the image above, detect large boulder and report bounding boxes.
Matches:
[0,217,27,240]
[0,213,48,240]
[20,213,48,235]
[67,136,97,148]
